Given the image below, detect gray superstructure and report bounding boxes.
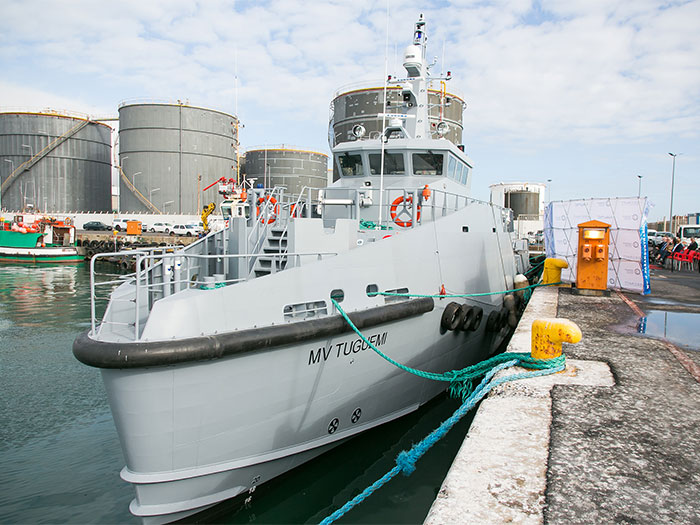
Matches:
[118,103,238,214]
[0,111,111,212]
[74,15,528,524]
[330,85,464,148]
[243,147,328,196]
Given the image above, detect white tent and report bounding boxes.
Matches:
[544,197,651,295]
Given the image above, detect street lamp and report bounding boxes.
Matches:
[163,200,174,212]
[637,174,642,198]
[22,144,33,158]
[546,178,552,202]
[3,158,14,211]
[133,171,142,185]
[668,153,680,234]
[149,187,160,202]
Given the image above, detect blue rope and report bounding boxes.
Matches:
[319,358,564,524]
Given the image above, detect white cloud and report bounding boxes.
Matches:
[0,0,698,216]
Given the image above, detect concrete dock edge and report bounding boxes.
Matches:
[424,287,614,524]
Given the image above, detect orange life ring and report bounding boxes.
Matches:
[289,203,304,218]
[256,196,279,224]
[390,195,421,228]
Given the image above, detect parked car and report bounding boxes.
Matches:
[112,218,131,232]
[83,221,111,231]
[187,221,204,235]
[648,230,672,246]
[170,224,192,236]
[150,222,173,234]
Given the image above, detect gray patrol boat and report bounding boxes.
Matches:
[74,14,529,523]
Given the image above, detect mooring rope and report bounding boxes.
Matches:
[319,348,564,524]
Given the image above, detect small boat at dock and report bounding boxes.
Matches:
[0,215,82,263]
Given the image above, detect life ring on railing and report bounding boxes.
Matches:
[256,196,279,224]
[290,203,303,218]
[390,195,421,228]
[64,217,73,225]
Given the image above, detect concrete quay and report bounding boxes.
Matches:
[426,272,700,524]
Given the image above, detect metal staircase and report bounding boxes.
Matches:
[118,166,161,213]
[252,227,288,277]
[1,119,91,193]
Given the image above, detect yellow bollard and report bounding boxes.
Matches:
[531,318,582,360]
[542,257,569,285]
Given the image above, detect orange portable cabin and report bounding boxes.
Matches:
[576,220,610,291]
[126,220,142,235]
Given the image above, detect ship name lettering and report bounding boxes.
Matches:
[307,332,388,366]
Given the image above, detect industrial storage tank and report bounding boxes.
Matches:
[329,84,465,148]
[243,146,328,197]
[0,111,112,212]
[490,182,547,239]
[118,102,239,214]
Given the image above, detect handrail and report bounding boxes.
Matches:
[118,166,162,213]
[1,119,91,193]
[90,249,339,340]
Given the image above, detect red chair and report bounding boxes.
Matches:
[673,249,695,271]
[693,250,700,271]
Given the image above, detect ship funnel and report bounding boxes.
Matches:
[403,44,423,77]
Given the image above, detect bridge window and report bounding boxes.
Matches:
[413,152,443,175]
[447,154,456,180]
[338,153,363,176]
[369,153,405,175]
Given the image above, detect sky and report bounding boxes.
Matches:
[1,0,698,221]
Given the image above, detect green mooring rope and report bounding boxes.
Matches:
[320,298,565,524]
[330,298,565,401]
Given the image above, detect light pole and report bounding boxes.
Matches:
[133,171,142,185]
[668,153,679,234]
[149,187,160,202]
[163,200,174,213]
[637,174,642,198]
[3,159,14,211]
[22,144,33,158]
[546,178,552,202]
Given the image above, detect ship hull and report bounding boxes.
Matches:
[83,203,517,522]
[0,246,83,263]
[102,308,510,522]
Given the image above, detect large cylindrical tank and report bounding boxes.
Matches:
[489,182,546,218]
[118,103,238,214]
[506,191,540,217]
[329,84,465,147]
[243,147,328,196]
[0,111,112,212]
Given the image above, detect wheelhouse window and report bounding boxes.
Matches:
[413,152,443,175]
[338,153,363,176]
[447,154,457,180]
[369,153,405,175]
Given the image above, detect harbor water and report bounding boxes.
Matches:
[0,263,475,524]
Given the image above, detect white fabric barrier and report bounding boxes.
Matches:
[544,197,651,295]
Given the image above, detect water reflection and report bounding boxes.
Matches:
[636,310,700,351]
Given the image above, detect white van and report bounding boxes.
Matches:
[678,224,700,244]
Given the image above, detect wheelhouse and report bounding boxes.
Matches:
[334,142,473,187]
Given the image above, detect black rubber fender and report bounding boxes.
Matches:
[470,306,483,331]
[441,301,463,331]
[460,304,475,331]
[498,307,510,328]
[485,310,500,332]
